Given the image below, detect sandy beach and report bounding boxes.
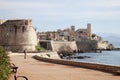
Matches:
[9,54,120,80]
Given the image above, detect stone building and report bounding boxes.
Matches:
[37,23,114,51]
[37,25,76,41]
[37,32,47,40]
[75,23,91,41]
[0,19,37,52]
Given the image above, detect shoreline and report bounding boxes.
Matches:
[33,55,120,74]
[73,50,120,66]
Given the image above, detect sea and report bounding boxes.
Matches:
[71,50,120,66]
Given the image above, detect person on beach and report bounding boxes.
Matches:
[24,49,27,59]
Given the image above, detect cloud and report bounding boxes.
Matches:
[1,0,120,10]
[0,0,120,33]
[0,0,63,9]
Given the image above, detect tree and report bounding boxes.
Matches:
[91,33,96,38]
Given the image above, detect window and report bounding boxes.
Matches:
[22,26,27,32]
[10,27,13,32]
[25,21,28,25]
[14,25,17,33]
[79,31,83,33]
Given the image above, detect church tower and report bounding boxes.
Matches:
[87,23,91,37]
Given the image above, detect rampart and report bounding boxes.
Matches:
[0,19,37,52]
[40,40,100,52]
[33,55,120,74]
[40,41,77,52]
[76,40,98,52]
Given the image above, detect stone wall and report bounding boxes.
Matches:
[40,40,111,52]
[33,55,120,74]
[40,40,77,52]
[76,40,98,52]
[40,40,99,52]
[0,19,37,52]
[97,41,109,49]
[51,41,77,52]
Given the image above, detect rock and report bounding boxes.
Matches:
[70,56,91,59]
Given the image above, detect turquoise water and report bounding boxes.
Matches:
[72,51,120,66]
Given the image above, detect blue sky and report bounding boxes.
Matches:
[0,0,120,34]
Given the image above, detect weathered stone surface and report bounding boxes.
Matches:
[51,41,77,52]
[0,19,37,52]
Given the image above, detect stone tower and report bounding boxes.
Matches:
[87,23,91,37]
[71,25,75,31]
[0,19,37,52]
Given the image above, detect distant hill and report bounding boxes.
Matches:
[96,33,120,48]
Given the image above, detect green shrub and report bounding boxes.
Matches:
[35,46,46,52]
[46,54,51,57]
[0,47,11,80]
[35,46,41,51]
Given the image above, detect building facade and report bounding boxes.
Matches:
[37,23,91,41]
[75,23,91,41]
[37,23,114,51]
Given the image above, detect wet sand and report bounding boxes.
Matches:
[9,54,120,80]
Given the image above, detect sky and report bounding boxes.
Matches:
[0,0,120,35]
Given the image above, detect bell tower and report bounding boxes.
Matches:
[87,23,91,37]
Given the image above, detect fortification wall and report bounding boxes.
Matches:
[0,19,37,52]
[40,40,98,52]
[76,40,98,52]
[51,41,77,52]
[33,55,120,74]
[97,41,109,49]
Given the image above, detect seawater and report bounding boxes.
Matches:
[71,51,120,66]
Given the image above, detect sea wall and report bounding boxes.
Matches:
[40,40,112,52]
[76,40,98,52]
[33,55,120,74]
[51,41,77,52]
[40,41,78,52]
[97,41,109,49]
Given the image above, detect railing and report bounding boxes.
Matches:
[10,63,29,80]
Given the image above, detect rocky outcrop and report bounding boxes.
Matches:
[51,41,77,52]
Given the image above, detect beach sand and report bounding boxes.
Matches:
[9,54,120,80]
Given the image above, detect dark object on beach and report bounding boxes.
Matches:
[10,63,18,73]
[100,50,102,53]
[77,49,84,53]
[78,50,84,53]
[115,71,120,75]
